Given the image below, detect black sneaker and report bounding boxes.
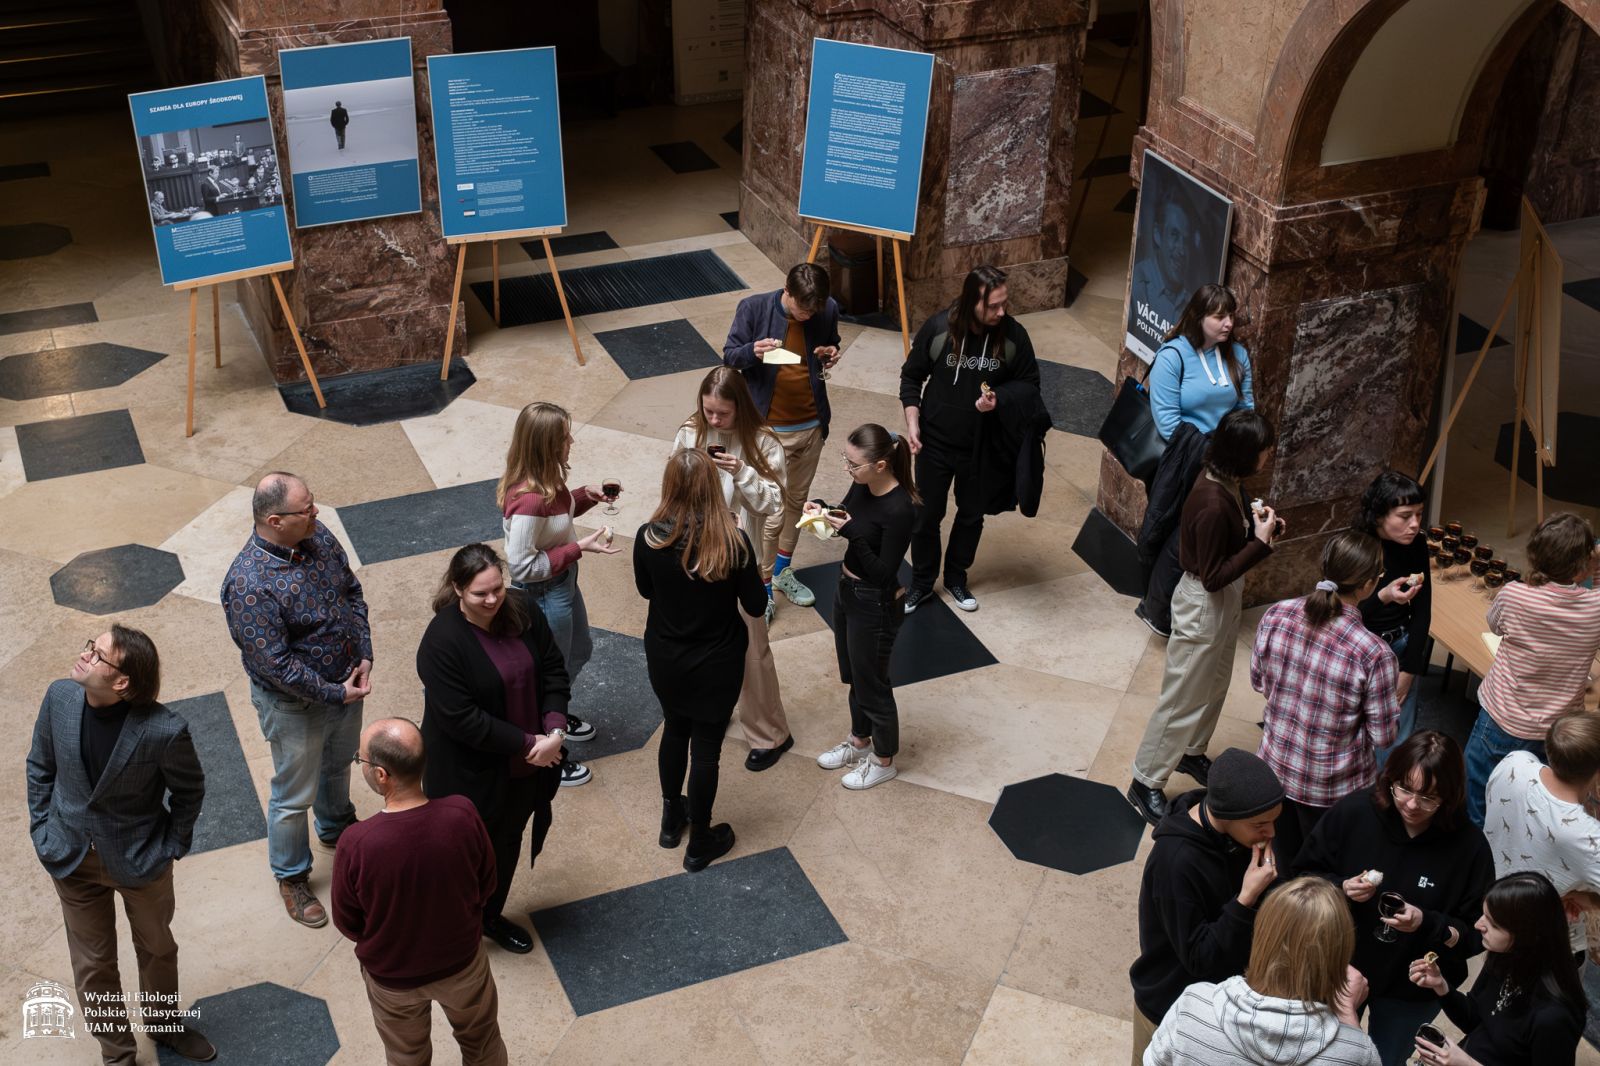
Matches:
[564,712,596,742]
[904,587,934,614]
[1126,780,1169,827]
[1134,601,1171,638]
[559,757,592,787]
[945,584,978,612]
[1176,753,1213,786]
[483,914,534,953]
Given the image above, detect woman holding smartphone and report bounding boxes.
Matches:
[498,401,621,787]
[809,423,919,791]
[671,368,793,770]
[1408,871,1585,1066]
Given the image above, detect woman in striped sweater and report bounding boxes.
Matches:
[498,401,622,786]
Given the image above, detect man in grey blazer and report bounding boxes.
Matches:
[26,625,214,1064]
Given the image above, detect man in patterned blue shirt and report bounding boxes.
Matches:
[222,472,372,929]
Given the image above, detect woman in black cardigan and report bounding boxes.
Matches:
[416,543,570,954]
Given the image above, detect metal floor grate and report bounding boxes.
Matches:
[470,249,746,326]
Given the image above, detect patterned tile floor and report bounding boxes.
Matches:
[3,58,1599,1066]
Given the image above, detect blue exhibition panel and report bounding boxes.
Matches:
[797,38,935,237]
[128,77,294,287]
[427,47,567,239]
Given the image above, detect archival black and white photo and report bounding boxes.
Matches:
[1124,149,1234,362]
[281,77,419,175]
[136,118,284,227]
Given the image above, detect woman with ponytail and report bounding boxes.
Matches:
[807,423,919,790]
[1253,530,1402,864]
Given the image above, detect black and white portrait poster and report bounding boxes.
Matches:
[1124,150,1233,363]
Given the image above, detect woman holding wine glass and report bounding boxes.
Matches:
[671,367,794,770]
[1295,731,1494,1066]
[498,401,621,787]
[1407,871,1586,1066]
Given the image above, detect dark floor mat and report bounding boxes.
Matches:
[470,249,746,326]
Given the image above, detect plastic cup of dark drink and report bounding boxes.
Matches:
[706,445,726,458]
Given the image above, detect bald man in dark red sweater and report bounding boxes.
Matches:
[333,718,507,1066]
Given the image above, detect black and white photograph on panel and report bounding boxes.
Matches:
[137,119,284,226]
[1124,149,1234,363]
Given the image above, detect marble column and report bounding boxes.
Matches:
[739,0,1088,324]
[155,1,461,382]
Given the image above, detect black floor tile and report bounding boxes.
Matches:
[337,479,502,566]
[1079,89,1120,118]
[50,544,183,614]
[0,161,49,182]
[568,627,662,759]
[158,982,336,1066]
[0,341,166,400]
[592,318,721,380]
[649,140,719,174]
[723,121,743,155]
[531,847,845,1016]
[279,361,476,427]
[529,230,619,258]
[1071,507,1145,598]
[0,301,96,337]
[1565,276,1600,315]
[1493,412,1600,506]
[167,691,267,855]
[16,409,144,481]
[838,310,900,330]
[1038,360,1113,438]
[721,210,739,230]
[1455,312,1507,355]
[1114,188,1138,213]
[472,249,746,327]
[1080,153,1132,179]
[1065,264,1090,306]
[0,222,71,259]
[989,773,1146,873]
[794,560,997,687]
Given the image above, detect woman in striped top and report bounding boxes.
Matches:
[498,401,622,787]
[1463,513,1600,827]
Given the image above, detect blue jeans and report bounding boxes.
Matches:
[1375,632,1422,769]
[1464,706,1546,828]
[526,565,592,684]
[251,681,362,880]
[1366,995,1442,1066]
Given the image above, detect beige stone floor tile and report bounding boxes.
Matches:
[0,424,22,499]
[1063,292,1130,355]
[703,238,788,292]
[126,394,314,489]
[1015,306,1121,375]
[828,324,909,397]
[1087,691,1159,789]
[585,367,709,443]
[964,984,1133,1065]
[1045,426,1114,499]
[573,299,687,336]
[248,419,436,508]
[0,325,52,357]
[0,463,235,564]
[818,382,912,448]
[0,391,76,429]
[568,422,676,534]
[621,229,747,259]
[959,571,1156,692]
[545,977,754,1066]
[1001,861,1145,1021]
[0,960,116,1063]
[399,396,522,489]
[894,664,1124,803]
[725,941,993,1066]
[556,529,644,639]
[0,547,91,674]
[952,476,1094,597]
[463,322,631,426]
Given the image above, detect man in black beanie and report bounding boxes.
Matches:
[1128,748,1284,1065]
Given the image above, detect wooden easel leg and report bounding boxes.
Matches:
[212,284,222,368]
[1508,335,1528,538]
[1532,263,1545,526]
[442,243,467,380]
[185,288,198,438]
[892,238,910,357]
[1419,262,1521,483]
[875,235,884,311]
[271,272,326,409]
[807,224,825,265]
[492,241,501,326]
[541,237,586,367]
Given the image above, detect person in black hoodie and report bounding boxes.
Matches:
[899,264,1040,615]
[1295,730,1494,1066]
[1130,748,1285,1066]
[1353,471,1430,766]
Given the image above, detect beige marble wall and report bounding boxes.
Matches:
[1179,0,1307,134]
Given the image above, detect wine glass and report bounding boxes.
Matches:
[1504,568,1523,584]
[1460,532,1479,552]
[1438,547,1456,574]
[1469,557,1489,582]
[1376,891,1405,942]
[1484,569,1505,590]
[1426,525,1445,545]
[601,478,622,516]
[1474,545,1493,562]
[1446,520,1463,538]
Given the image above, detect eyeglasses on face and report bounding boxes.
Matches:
[273,498,316,518]
[1391,783,1442,811]
[351,753,385,772]
[81,639,124,673]
[842,455,869,472]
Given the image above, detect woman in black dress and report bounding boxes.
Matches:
[1409,871,1586,1066]
[415,543,569,954]
[634,449,767,872]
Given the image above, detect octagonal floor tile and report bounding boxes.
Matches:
[50,544,184,614]
[158,982,336,1065]
[989,773,1146,874]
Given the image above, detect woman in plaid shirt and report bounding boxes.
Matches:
[1254,530,1404,866]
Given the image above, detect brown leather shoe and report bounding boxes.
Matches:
[154,1025,217,1062]
[278,876,328,928]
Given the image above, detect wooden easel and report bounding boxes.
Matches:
[174,264,324,437]
[803,217,911,357]
[441,225,585,378]
[1419,201,1561,536]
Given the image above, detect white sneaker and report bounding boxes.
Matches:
[842,757,897,790]
[817,741,867,770]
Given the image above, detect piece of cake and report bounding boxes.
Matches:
[1362,869,1384,887]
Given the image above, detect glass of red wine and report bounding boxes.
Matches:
[601,478,622,516]
[1376,891,1405,942]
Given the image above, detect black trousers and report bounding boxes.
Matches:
[335,127,346,149]
[481,766,561,922]
[910,443,985,590]
[659,711,730,826]
[834,575,905,758]
[1273,797,1329,868]
[1141,527,1184,632]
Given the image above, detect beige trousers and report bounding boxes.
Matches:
[361,945,508,1066]
[760,425,824,580]
[1131,1002,1159,1066]
[1131,571,1243,789]
[736,610,790,748]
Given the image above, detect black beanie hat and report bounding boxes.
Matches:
[1205,748,1284,820]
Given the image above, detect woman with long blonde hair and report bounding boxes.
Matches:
[672,367,793,770]
[634,449,767,872]
[498,401,620,787]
